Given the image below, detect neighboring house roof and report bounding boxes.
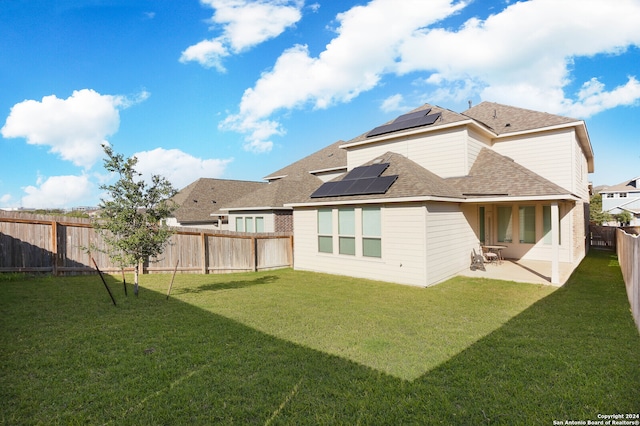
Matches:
[171,178,266,223]
[224,171,323,211]
[264,140,347,180]
[446,148,573,198]
[599,176,640,193]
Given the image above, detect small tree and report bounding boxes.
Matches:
[614,211,633,226]
[94,144,177,296]
[589,193,612,225]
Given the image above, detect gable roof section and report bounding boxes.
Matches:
[224,171,323,210]
[297,152,464,204]
[446,148,573,198]
[599,176,640,193]
[171,178,267,223]
[264,140,347,180]
[463,101,594,172]
[462,101,577,135]
[340,104,471,148]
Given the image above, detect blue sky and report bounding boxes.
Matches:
[1,0,639,209]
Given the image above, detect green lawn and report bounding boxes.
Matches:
[1,251,638,425]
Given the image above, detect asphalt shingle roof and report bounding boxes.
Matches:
[446,148,572,197]
[462,101,579,135]
[171,178,266,222]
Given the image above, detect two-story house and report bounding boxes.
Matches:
[287,102,594,286]
[600,177,640,226]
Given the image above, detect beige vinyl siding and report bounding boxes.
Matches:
[347,127,469,178]
[573,137,590,200]
[424,202,477,285]
[293,205,428,286]
[492,128,574,191]
[466,129,490,175]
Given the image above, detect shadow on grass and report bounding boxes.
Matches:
[173,274,279,295]
[1,252,638,424]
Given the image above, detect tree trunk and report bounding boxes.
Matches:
[134,263,139,297]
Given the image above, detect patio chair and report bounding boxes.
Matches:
[481,245,499,265]
[470,249,486,271]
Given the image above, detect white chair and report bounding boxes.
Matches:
[481,245,499,265]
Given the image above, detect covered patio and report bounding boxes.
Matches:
[459,258,577,286]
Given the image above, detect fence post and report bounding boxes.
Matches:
[252,236,257,272]
[200,232,208,274]
[51,221,58,276]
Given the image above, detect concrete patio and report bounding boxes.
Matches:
[458,258,578,286]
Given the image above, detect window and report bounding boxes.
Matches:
[607,193,614,198]
[620,193,627,198]
[497,206,512,243]
[519,206,536,244]
[479,206,486,244]
[317,209,333,253]
[362,207,381,257]
[543,206,561,245]
[338,208,355,255]
[235,217,244,232]
[255,217,264,232]
[245,217,254,233]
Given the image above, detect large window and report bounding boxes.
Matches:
[362,207,381,258]
[543,205,561,245]
[519,206,536,244]
[245,217,254,233]
[338,208,355,255]
[497,206,513,243]
[317,209,333,253]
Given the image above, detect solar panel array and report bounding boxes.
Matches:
[310,163,398,198]
[366,110,442,138]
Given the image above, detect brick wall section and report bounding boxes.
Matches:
[572,200,587,262]
[274,211,293,233]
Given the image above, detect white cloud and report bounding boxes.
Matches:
[180,0,303,71]
[20,175,94,209]
[133,148,233,189]
[223,0,464,149]
[380,94,406,113]
[1,89,148,168]
[223,0,640,147]
[397,0,640,116]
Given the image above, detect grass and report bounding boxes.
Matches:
[1,250,638,425]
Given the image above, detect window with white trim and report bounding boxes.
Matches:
[362,207,381,257]
[497,206,512,243]
[317,209,333,253]
[338,208,355,255]
[519,206,535,244]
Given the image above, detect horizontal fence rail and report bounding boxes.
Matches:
[0,211,293,276]
[617,228,640,334]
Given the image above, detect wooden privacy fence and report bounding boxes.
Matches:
[617,228,640,334]
[589,224,616,249]
[0,212,293,275]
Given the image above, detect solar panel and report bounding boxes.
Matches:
[310,175,398,198]
[392,108,431,123]
[366,112,442,138]
[366,175,398,194]
[310,181,339,198]
[343,163,389,180]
